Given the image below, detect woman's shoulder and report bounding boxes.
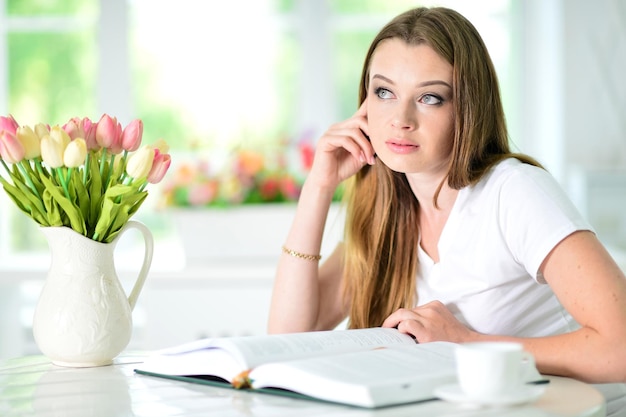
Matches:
[492,157,545,177]
[481,157,553,191]
[469,158,582,219]
[462,157,565,209]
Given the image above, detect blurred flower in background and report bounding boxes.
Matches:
[160,138,340,207]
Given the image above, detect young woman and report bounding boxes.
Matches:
[268,7,626,414]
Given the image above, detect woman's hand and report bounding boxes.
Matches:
[382,301,477,343]
[307,101,376,191]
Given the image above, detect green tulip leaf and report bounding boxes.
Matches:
[93,183,147,242]
[40,175,86,235]
[1,176,50,225]
[68,169,91,227]
[42,189,64,227]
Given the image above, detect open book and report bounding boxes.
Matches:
[134,327,462,408]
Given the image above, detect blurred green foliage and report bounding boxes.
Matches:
[7,0,96,15]
[5,0,412,151]
[8,32,97,126]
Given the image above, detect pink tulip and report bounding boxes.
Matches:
[0,114,19,136]
[147,150,171,184]
[16,126,42,159]
[95,114,123,154]
[121,119,143,152]
[64,117,98,150]
[84,119,100,151]
[63,117,84,140]
[0,130,26,163]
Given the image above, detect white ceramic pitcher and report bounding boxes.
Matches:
[33,220,153,367]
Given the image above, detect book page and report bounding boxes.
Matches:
[215,327,416,369]
[137,348,242,382]
[136,327,415,385]
[249,342,458,408]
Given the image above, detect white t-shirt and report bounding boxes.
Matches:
[416,158,626,415]
[417,158,588,336]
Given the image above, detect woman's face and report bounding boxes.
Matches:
[366,39,455,177]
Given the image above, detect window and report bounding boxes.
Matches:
[0,0,511,261]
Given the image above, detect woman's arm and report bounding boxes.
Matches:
[267,182,346,332]
[531,230,626,382]
[382,231,626,383]
[267,102,374,333]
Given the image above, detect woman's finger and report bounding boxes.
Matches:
[381,308,414,328]
[396,319,423,342]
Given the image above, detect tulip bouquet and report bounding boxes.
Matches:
[0,114,171,243]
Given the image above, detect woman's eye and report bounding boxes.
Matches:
[374,87,393,99]
[420,94,443,105]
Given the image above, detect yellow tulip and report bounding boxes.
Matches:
[63,138,87,168]
[16,126,42,159]
[40,135,65,168]
[149,138,170,154]
[49,125,71,149]
[126,146,155,180]
[34,123,50,140]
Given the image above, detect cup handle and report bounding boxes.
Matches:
[119,220,154,311]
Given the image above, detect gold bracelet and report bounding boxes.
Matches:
[281,245,322,261]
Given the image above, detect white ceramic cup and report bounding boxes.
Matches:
[455,342,534,400]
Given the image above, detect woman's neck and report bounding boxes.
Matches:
[405,172,457,214]
[406,173,459,262]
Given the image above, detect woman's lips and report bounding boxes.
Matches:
[385,140,420,154]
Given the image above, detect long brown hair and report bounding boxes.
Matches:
[342,7,541,329]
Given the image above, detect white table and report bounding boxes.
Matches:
[0,354,606,417]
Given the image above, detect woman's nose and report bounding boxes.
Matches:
[391,103,416,130]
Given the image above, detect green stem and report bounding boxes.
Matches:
[55,167,71,200]
[119,150,129,183]
[99,148,109,194]
[0,159,11,177]
[99,148,107,178]
[34,159,46,178]
[83,153,90,184]
[17,161,42,200]
[105,153,116,185]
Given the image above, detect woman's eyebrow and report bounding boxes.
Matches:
[372,74,452,89]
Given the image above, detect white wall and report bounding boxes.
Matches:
[513,0,626,249]
[514,0,626,173]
